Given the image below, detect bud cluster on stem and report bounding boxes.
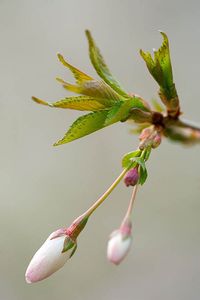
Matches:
[139,125,162,150]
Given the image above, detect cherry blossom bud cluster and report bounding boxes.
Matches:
[139,126,162,149]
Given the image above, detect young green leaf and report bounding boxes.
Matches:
[139,166,148,185]
[140,32,173,89]
[134,157,146,171]
[134,157,148,185]
[85,30,128,98]
[104,96,150,126]
[144,147,151,161]
[122,150,142,169]
[54,109,110,146]
[56,77,122,102]
[57,53,93,84]
[140,32,179,115]
[32,95,113,111]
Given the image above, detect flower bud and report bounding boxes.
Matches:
[107,222,132,265]
[139,126,154,141]
[152,132,162,148]
[25,228,77,283]
[139,126,162,149]
[124,167,139,187]
[25,215,88,283]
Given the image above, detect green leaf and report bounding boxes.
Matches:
[144,147,151,161]
[140,32,179,114]
[105,96,150,126]
[140,32,172,89]
[134,157,148,185]
[104,98,134,125]
[57,53,93,84]
[139,166,148,185]
[131,96,152,112]
[56,77,122,103]
[85,30,128,98]
[54,109,110,145]
[32,95,113,111]
[134,157,146,171]
[122,150,142,169]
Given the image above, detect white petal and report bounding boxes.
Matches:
[25,233,75,283]
[107,231,132,265]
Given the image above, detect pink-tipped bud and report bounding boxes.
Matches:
[25,228,77,283]
[124,168,139,187]
[152,132,162,148]
[139,126,162,150]
[25,216,88,283]
[107,222,132,265]
[139,126,154,141]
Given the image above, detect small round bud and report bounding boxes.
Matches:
[124,168,139,187]
[107,222,132,265]
[139,126,153,141]
[152,132,162,148]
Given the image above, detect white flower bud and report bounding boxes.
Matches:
[25,228,77,283]
[107,227,132,265]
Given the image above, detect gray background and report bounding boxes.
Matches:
[0,0,200,299]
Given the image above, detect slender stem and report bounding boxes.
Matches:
[121,184,138,227]
[83,168,129,218]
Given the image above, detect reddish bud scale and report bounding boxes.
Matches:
[66,216,89,240]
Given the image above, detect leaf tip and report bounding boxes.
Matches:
[57,52,65,63]
[85,29,92,39]
[32,96,50,106]
[53,137,69,146]
[139,49,144,57]
[53,141,60,147]
[56,77,65,84]
[159,31,169,44]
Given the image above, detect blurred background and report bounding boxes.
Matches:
[0,0,200,299]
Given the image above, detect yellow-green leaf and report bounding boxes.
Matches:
[57,53,93,84]
[122,150,142,169]
[32,95,112,111]
[104,97,148,126]
[85,30,128,98]
[56,77,122,102]
[140,31,179,114]
[140,32,173,89]
[54,110,110,146]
